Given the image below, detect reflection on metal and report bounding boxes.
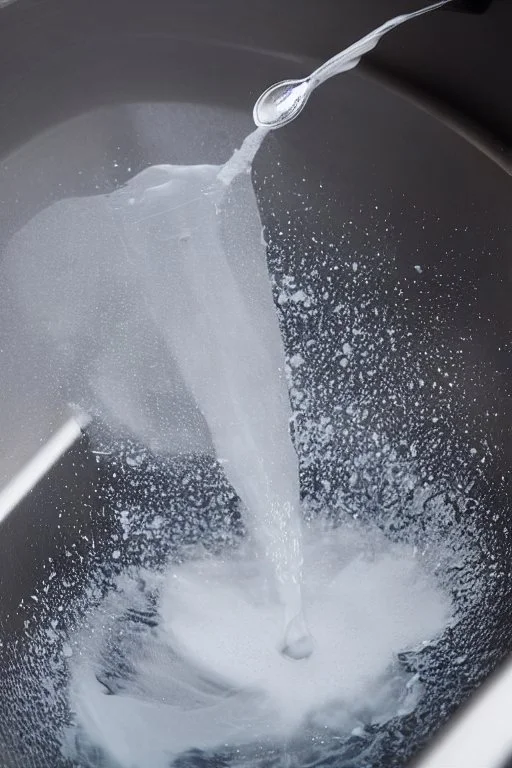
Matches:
[0,416,85,524]
[361,61,512,176]
[414,657,512,768]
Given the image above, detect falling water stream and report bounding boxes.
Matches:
[106,127,313,660]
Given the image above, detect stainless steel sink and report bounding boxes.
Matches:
[0,1,510,766]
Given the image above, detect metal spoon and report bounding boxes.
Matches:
[253,0,451,130]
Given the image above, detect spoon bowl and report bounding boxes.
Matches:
[253,78,312,129]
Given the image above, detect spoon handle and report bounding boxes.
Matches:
[310,0,452,87]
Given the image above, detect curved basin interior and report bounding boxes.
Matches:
[0,8,511,768]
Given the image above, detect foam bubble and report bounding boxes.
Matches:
[66,521,451,766]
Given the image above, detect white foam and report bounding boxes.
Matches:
[67,522,451,767]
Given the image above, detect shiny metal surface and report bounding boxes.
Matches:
[0,1,510,766]
[253,0,451,129]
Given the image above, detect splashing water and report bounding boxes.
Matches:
[65,522,450,767]
[3,123,463,766]
[6,126,314,659]
[107,127,312,658]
